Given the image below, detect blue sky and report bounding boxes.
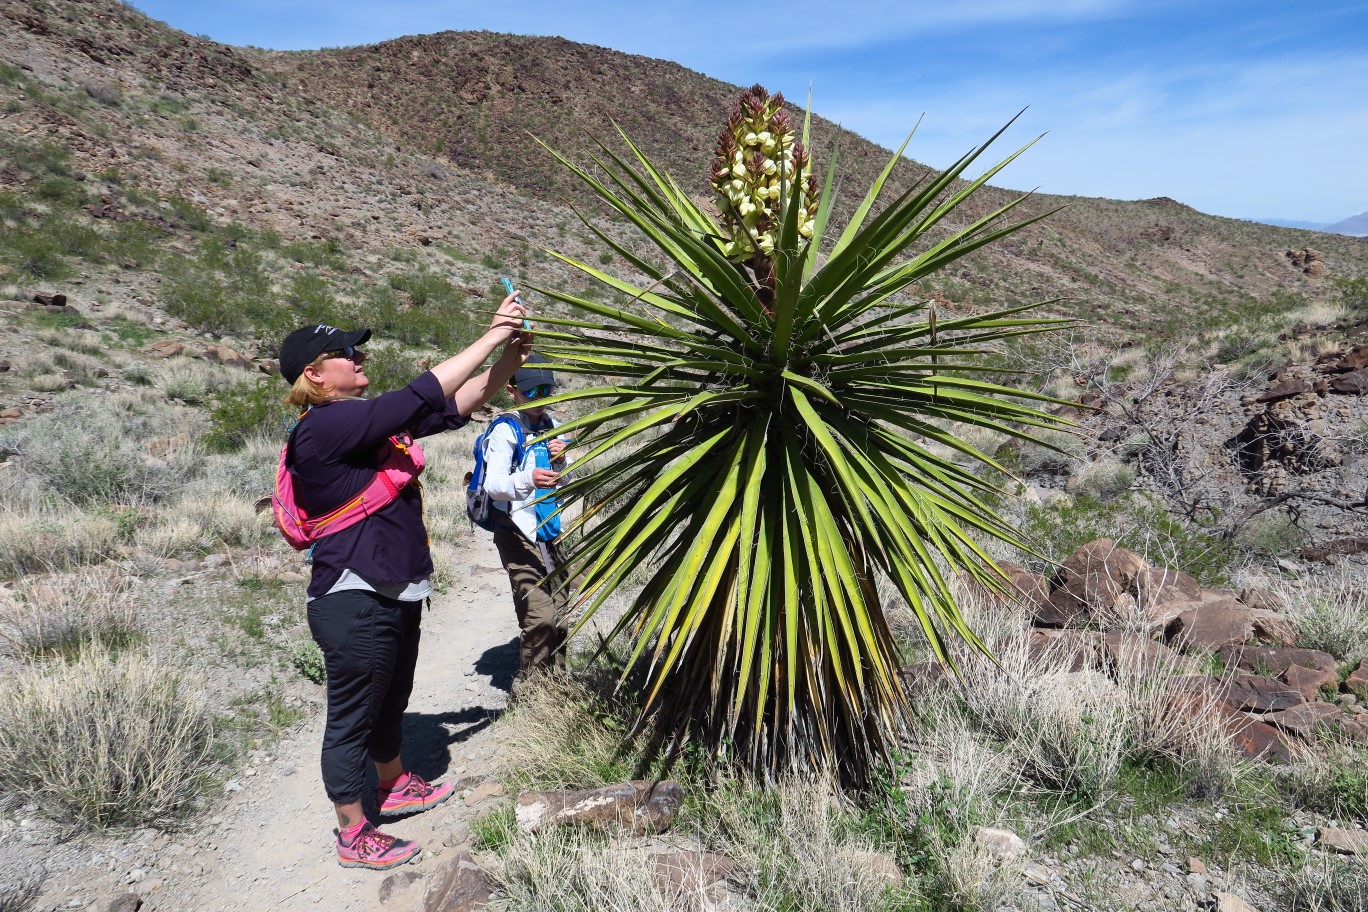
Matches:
[129,0,1368,225]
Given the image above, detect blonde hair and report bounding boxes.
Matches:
[284,353,336,408]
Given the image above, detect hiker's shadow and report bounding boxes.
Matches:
[474,636,519,694]
[398,705,500,781]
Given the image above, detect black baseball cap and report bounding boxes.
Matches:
[279,324,372,384]
[512,353,557,395]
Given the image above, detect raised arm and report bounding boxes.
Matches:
[429,291,530,403]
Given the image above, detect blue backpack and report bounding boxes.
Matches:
[464,414,525,532]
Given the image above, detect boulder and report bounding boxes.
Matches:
[1283,663,1339,702]
[1164,604,1254,651]
[974,826,1028,863]
[423,851,494,912]
[515,780,684,836]
[1099,632,1176,674]
[1249,610,1297,647]
[145,340,185,358]
[1222,675,1304,713]
[1033,589,1089,628]
[649,849,738,906]
[1346,660,1368,700]
[1330,370,1368,395]
[1055,539,1149,592]
[990,561,1050,609]
[1220,646,1337,676]
[1165,689,1293,763]
[195,341,252,370]
[1134,567,1202,628]
[1260,701,1342,740]
[1025,628,1099,672]
[1316,828,1368,855]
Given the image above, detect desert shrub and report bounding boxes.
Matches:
[205,379,292,453]
[0,570,138,658]
[1020,492,1235,585]
[81,81,122,107]
[4,228,71,279]
[1066,458,1135,502]
[1235,510,1311,558]
[1271,855,1368,912]
[0,403,206,507]
[355,342,419,395]
[1277,736,1368,822]
[290,638,325,684]
[492,827,675,912]
[362,281,482,349]
[1269,572,1368,665]
[0,646,215,829]
[699,776,917,912]
[0,508,122,578]
[160,369,209,404]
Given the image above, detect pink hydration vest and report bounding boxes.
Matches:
[273,427,426,551]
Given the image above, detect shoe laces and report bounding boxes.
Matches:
[394,773,432,798]
[353,826,398,856]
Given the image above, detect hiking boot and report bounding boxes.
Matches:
[377,772,454,818]
[336,823,420,870]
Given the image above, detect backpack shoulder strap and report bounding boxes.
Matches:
[489,413,526,468]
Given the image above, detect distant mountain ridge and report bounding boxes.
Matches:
[1251,212,1368,237]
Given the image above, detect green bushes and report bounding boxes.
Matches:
[205,379,292,453]
[1020,493,1235,585]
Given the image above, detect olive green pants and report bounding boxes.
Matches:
[492,510,570,677]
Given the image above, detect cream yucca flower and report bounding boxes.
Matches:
[709,84,820,310]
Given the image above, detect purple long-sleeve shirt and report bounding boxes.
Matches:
[286,371,468,600]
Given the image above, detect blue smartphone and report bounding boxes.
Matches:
[499,277,533,330]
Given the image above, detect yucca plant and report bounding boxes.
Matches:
[527,86,1072,786]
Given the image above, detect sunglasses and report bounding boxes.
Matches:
[322,345,363,363]
[523,383,556,400]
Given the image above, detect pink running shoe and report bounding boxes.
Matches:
[336,823,420,870]
[377,772,454,818]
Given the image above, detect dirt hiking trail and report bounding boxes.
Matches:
[169,535,518,912]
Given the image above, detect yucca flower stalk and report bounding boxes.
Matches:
[524,89,1072,787]
[709,86,821,313]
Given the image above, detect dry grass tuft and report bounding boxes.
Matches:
[701,775,914,912]
[0,507,122,579]
[0,569,138,658]
[492,673,644,790]
[0,646,216,830]
[1266,570,1368,664]
[492,828,675,912]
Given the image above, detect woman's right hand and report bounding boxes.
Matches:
[531,468,559,489]
[491,291,527,336]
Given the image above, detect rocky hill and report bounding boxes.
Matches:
[2,0,1366,345]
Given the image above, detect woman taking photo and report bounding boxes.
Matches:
[277,292,528,870]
